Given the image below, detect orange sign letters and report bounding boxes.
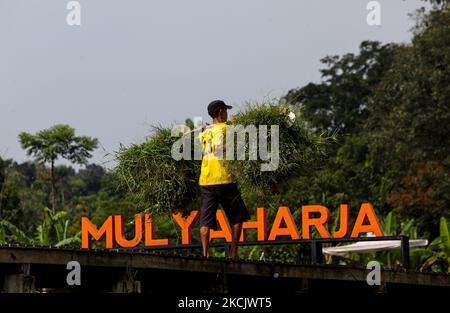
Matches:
[81,203,384,249]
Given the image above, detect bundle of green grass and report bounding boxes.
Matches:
[115,102,333,215]
[226,103,333,198]
[115,127,201,215]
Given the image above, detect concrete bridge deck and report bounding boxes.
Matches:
[0,246,449,293]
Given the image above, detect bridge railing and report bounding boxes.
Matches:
[123,236,411,270]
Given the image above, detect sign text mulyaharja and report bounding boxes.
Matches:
[81,203,384,249]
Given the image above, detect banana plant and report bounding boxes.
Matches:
[37,207,72,245]
[0,220,34,245]
[401,218,418,239]
[0,207,80,247]
[420,217,450,273]
[384,211,398,236]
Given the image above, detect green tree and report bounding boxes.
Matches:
[367,8,450,231]
[281,41,397,222]
[422,0,450,7]
[19,124,98,212]
[281,6,450,237]
[0,158,21,224]
[76,163,106,195]
[283,41,397,135]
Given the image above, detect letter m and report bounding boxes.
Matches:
[226,125,258,161]
[81,216,114,249]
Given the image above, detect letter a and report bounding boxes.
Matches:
[350,203,384,237]
[366,1,381,26]
[67,1,81,26]
[66,261,81,286]
[366,261,381,286]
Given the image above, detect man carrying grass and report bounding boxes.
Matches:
[199,100,250,260]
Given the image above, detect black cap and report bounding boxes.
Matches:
[207,100,232,118]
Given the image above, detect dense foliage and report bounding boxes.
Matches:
[227,103,334,202]
[115,127,201,215]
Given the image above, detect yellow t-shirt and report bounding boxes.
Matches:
[199,122,235,186]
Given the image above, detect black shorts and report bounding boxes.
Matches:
[200,183,250,230]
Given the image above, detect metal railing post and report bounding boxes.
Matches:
[310,240,323,264]
[400,236,410,271]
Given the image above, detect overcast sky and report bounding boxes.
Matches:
[0,0,429,168]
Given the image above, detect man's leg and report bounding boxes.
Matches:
[200,226,210,257]
[220,184,250,260]
[199,186,218,258]
[229,222,243,260]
